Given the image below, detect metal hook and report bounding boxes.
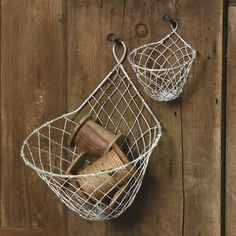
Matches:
[162,13,177,29]
[107,33,127,65]
[107,33,120,44]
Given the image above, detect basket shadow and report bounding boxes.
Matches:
[110,167,156,229]
[179,52,205,104]
[109,127,178,231]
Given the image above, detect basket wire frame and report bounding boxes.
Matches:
[21,40,162,221]
[128,20,196,102]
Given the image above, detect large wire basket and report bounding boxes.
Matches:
[128,15,196,102]
[21,38,162,221]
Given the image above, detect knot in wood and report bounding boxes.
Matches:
[135,23,149,38]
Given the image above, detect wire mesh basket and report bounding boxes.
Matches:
[128,15,196,102]
[21,38,162,221]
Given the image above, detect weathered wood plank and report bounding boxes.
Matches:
[1,0,66,228]
[226,6,236,236]
[179,0,222,235]
[66,1,222,235]
[66,1,184,236]
[0,228,62,236]
[0,0,224,234]
[66,1,126,235]
[121,1,184,235]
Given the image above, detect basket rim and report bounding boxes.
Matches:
[128,45,196,73]
[20,112,162,179]
[128,29,196,73]
[21,129,161,178]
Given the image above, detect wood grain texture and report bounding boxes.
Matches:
[0,0,226,235]
[122,1,184,235]
[1,0,66,228]
[66,1,126,235]
[66,0,223,236]
[67,1,184,235]
[226,6,236,236]
[0,228,62,236]
[179,1,222,235]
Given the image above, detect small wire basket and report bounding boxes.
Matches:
[21,37,162,221]
[128,14,196,102]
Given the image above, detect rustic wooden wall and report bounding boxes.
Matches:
[0,0,232,235]
[1,0,66,235]
[226,4,236,236]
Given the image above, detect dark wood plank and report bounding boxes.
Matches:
[1,0,66,228]
[226,6,236,236]
[179,1,222,235]
[0,228,62,236]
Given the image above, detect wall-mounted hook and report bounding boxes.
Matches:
[107,33,120,44]
[107,33,127,64]
[162,13,177,29]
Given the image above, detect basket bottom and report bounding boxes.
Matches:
[144,87,179,102]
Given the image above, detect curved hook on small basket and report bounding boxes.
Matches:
[107,33,127,66]
[162,13,178,31]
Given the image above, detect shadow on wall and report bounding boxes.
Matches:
[110,126,179,231]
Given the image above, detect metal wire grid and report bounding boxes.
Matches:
[128,21,196,102]
[21,41,162,221]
